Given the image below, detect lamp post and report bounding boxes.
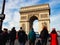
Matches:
[0,0,6,30]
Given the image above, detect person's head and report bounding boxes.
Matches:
[20,27,22,30]
[31,28,34,31]
[43,26,47,30]
[51,28,57,34]
[12,27,15,30]
[52,28,55,30]
[3,28,8,32]
[31,28,33,30]
[38,40,41,42]
[20,27,24,31]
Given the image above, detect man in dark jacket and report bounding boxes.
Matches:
[2,28,9,45]
[10,27,16,45]
[0,30,3,45]
[18,27,27,45]
[40,26,49,45]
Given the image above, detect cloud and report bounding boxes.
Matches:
[49,0,60,7]
[3,11,20,30]
[50,13,60,31]
[0,0,3,14]
[49,0,60,14]
[1,0,40,31]
[46,0,60,31]
[20,0,40,7]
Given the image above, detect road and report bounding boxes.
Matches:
[6,37,60,45]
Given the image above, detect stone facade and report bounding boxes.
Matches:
[19,4,50,34]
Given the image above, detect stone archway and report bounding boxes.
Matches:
[20,4,50,34]
[29,16,38,30]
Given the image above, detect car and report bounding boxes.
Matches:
[36,34,40,38]
[35,32,40,38]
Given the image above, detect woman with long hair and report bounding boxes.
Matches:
[40,26,49,45]
[50,28,58,45]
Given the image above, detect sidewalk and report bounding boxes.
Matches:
[6,37,60,45]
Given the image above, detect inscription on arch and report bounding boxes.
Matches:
[41,14,48,18]
[21,16,27,20]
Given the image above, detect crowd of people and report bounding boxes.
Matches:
[0,26,58,45]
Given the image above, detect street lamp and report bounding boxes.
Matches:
[0,0,6,30]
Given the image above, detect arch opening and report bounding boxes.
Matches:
[29,16,38,32]
[33,20,38,32]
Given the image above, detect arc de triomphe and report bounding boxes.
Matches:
[19,4,50,34]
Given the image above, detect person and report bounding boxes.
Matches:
[28,28,36,45]
[10,27,16,45]
[18,27,27,45]
[50,28,58,45]
[2,28,9,45]
[40,26,49,45]
[0,30,3,45]
[16,32,18,39]
[36,40,41,45]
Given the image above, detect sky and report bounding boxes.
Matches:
[0,0,60,31]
